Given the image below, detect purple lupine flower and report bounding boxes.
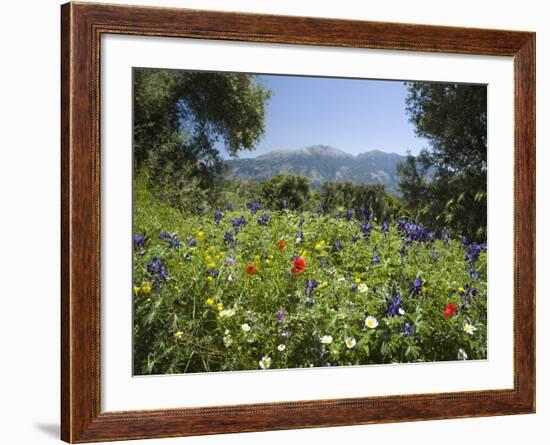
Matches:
[371,248,380,264]
[247,202,261,215]
[159,231,171,240]
[465,243,482,264]
[224,231,233,243]
[133,234,145,250]
[168,235,180,249]
[345,209,353,221]
[361,222,372,238]
[381,221,390,232]
[359,206,366,219]
[335,240,343,251]
[257,213,270,226]
[400,322,414,336]
[470,269,480,280]
[319,258,327,266]
[282,199,288,209]
[187,237,196,247]
[275,308,287,323]
[213,210,223,224]
[409,277,424,296]
[296,229,304,243]
[386,285,403,317]
[226,201,234,212]
[351,236,360,243]
[305,279,318,297]
[226,257,235,267]
[230,216,247,232]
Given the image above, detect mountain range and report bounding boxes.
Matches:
[224,145,408,192]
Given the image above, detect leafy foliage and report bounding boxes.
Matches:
[398,82,487,241]
[133,182,487,374]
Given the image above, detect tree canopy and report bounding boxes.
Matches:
[133,68,272,187]
[398,82,487,241]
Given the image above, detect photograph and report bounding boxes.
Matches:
[131,68,488,375]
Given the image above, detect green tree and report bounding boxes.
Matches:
[133,68,272,210]
[399,82,487,241]
[259,174,311,210]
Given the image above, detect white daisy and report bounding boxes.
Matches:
[259,355,271,369]
[357,283,369,294]
[463,323,477,335]
[365,316,379,329]
[320,335,333,344]
[219,308,236,318]
[345,337,356,349]
[241,323,251,332]
[458,348,468,360]
[277,344,286,352]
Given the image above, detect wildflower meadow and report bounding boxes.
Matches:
[132,180,487,374]
[132,68,487,375]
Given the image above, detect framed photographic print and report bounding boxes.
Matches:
[61,2,535,442]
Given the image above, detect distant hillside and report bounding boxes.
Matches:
[224,145,408,192]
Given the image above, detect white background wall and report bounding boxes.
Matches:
[0,1,546,444]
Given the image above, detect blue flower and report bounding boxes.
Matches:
[371,248,380,264]
[409,277,424,296]
[305,279,318,297]
[257,213,270,226]
[386,285,403,317]
[159,232,171,240]
[335,240,343,251]
[226,201,234,212]
[361,222,372,238]
[214,210,223,224]
[381,221,390,232]
[275,308,286,323]
[224,231,233,243]
[168,235,180,249]
[351,236,360,243]
[282,199,288,208]
[296,229,304,243]
[133,234,145,250]
[187,237,196,247]
[247,202,262,215]
[400,322,414,336]
[230,216,247,231]
[465,242,482,264]
[345,209,353,221]
[470,269,479,280]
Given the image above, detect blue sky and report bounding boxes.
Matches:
[221,74,429,159]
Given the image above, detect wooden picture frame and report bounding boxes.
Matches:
[61,2,535,442]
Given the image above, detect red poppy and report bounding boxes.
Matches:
[244,263,258,275]
[278,239,287,250]
[291,257,307,274]
[442,302,457,318]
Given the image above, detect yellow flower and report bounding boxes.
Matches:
[215,254,221,260]
[217,303,224,311]
[178,261,184,266]
[207,262,216,270]
[354,277,362,284]
[254,255,261,261]
[207,276,213,282]
[314,243,322,251]
[269,254,274,260]
[458,287,465,293]
[205,255,212,262]
[219,251,225,257]
[422,286,428,294]
[301,249,308,257]
[174,331,183,339]
[207,246,214,252]
[264,259,271,265]
[133,286,140,294]
[142,284,152,294]
[318,281,328,289]
[196,231,204,238]
[206,298,215,306]
[190,247,197,251]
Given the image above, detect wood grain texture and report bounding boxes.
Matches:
[60,2,536,442]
